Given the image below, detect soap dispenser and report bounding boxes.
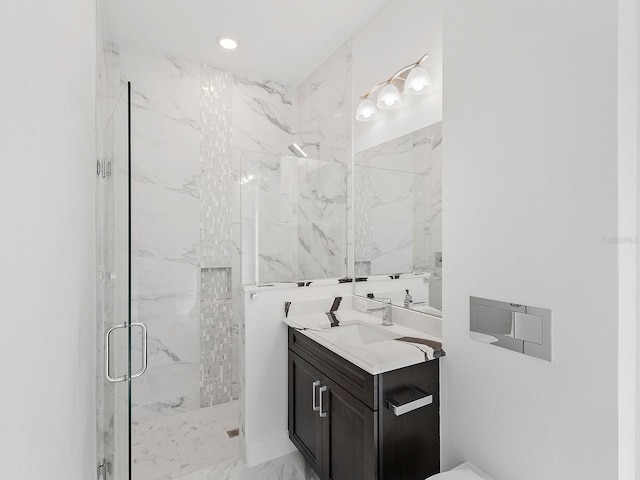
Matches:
[404,289,413,308]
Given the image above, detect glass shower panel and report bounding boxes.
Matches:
[98,84,131,480]
[240,152,348,284]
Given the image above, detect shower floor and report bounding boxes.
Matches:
[131,399,317,480]
[132,400,241,480]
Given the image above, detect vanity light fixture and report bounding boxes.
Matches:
[218,36,239,50]
[355,98,378,122]
[355,53,431,122]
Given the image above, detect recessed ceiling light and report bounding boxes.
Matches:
[218,36,238,50]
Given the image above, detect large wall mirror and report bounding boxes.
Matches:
[353,122,442,316]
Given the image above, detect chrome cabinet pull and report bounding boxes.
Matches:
[130,322,148,379]
[105,323,127,383]
[312,380,321,411]
[319,386,328,418]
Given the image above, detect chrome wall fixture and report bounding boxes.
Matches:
[288,141,320,158]
[469,296,552,361]
[355,53,431,122]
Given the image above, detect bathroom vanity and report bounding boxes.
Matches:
[286,309,442,480]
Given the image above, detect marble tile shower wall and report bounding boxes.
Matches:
[230,73,298,418]
[240,154,347,284]
[296,160,348,279]
[121,47,203,424]
[240,152,298,284]
[116,39,351,424]
[297,39,353,279]
[230,73,297,290]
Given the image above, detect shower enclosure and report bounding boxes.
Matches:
[97,83,136,480]
[96,37,351,478]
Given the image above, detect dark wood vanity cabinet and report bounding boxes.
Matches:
[288,328,440,480]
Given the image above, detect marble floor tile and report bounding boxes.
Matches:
[173,451,319,480]
[132,400,240,480]
[131,400,320,480]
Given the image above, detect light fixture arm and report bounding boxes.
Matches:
[359,53,430,100]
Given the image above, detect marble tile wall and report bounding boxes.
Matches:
[297,39,352,165]
[120,47,202,424]
[231,73,298,413]
[296,39,353,280]
[296,159,348,279]
[116,36,353,432]
[240,151,298,284]
[239,153,347,284]
[120,47,300,423]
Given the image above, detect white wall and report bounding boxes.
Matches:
[618,0,638,477]
[352,0,443,152]
[0,1,96,478]
[442,1,619,479]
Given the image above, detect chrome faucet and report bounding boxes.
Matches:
[367,298,393,326]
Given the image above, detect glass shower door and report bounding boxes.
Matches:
[98,83,137,480]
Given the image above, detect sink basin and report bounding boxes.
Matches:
[323,323,399,346]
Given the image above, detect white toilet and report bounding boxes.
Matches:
[426,462,494,480]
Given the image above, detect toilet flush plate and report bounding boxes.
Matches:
[470,296,551,361]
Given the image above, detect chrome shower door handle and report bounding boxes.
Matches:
[130,322,148,379]
[312,380,321,411]
[104,322,148,383]
[105,323,128,383]
[319,386,328,418]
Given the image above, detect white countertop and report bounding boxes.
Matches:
[283,308,444,375]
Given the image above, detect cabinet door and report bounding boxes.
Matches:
[289,352,324,476]
[321,378,377,480]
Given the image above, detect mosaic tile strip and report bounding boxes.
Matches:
[200,65,235,407]
[200,65,233,268]
[200,267,234,407]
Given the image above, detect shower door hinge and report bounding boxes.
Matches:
[96,158,111,179]
[97,462,105,480]
[97,459,111,480]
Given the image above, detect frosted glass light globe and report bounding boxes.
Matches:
[355,98,378,122]
[404,66,431,95]
[376,84,401,110]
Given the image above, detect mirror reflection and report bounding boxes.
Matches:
[353,122,442,315]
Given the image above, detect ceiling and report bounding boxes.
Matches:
[105,0,392,86]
